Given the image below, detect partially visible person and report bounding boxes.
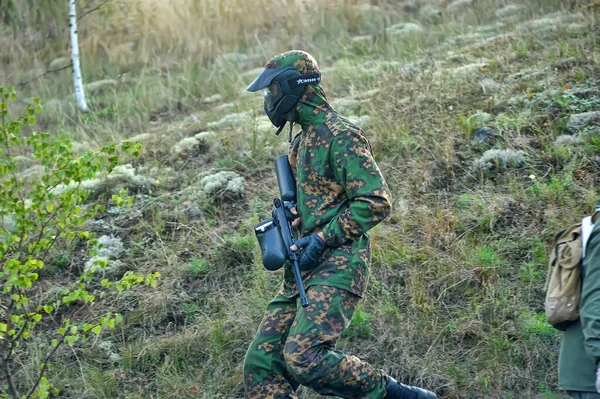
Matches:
[559,204,600,398]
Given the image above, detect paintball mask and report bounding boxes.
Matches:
[247,66,321,134]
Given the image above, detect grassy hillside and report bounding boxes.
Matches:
[1,0,599,398]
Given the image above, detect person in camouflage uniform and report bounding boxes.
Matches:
[243,50,437,399]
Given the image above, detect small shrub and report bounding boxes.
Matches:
[585,134,600,155]
[185,256,209,277]
[343,307,373,339]
[0,86,159,399]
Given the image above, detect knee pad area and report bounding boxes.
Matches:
[283,343,328,386]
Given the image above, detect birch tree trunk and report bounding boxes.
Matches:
[69,0,88,113]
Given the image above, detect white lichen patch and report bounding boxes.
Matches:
[517,12,585,33]
[452,62,488,76]
[206,111,253,130]
[84,235,125,274]
[473,149,526,171]
[386,22,423,38]
[52,164,154,195]
[200,171,245,198]
[182,114,202,125]
[172,137,200,154]
[98,340,121,363]
[195,131,216,141]
[202,94,224,104]
[555,135,580,146]
[566,111,600,135]
[172,131,215,155]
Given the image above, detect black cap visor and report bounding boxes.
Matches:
[246,67,296,92]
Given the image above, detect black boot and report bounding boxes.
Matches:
[385,376,437,399]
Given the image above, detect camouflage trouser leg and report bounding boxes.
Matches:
[243,285,387,399]
[244,291,300,399]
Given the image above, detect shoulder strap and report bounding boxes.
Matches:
[582,215,595,259]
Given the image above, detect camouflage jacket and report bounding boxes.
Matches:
[281,101,392,298]
[258,50,392,298]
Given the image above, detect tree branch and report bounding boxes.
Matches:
[0,292,19,399]
[17,64,73,88]
[0,338,19,399]
[77,0,110,22]
[6,295,33,363]
[25,335,64,399]
[39,205,79,264]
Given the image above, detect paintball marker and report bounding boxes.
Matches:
[254,155,309,307]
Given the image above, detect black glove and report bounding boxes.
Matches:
[294,233,326,270]
[271,205,299,224]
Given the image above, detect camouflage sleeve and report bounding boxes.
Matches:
[288,133,301,176]
[322,130,392,247]
[581,222,600,365]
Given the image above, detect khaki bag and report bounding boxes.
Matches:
[545,211,598,331]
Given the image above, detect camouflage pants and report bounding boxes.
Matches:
[243,285,387,399]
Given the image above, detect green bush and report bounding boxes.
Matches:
[0,86,159,399]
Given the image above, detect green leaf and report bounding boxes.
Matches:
[100,279,112,288]
[91,325,102,335]
[111,194,124,206]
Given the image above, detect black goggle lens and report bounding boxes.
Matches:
[263,83,282,111]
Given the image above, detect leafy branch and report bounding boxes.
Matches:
[0,85,158,399]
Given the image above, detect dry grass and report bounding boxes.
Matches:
[3,0,399,85]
